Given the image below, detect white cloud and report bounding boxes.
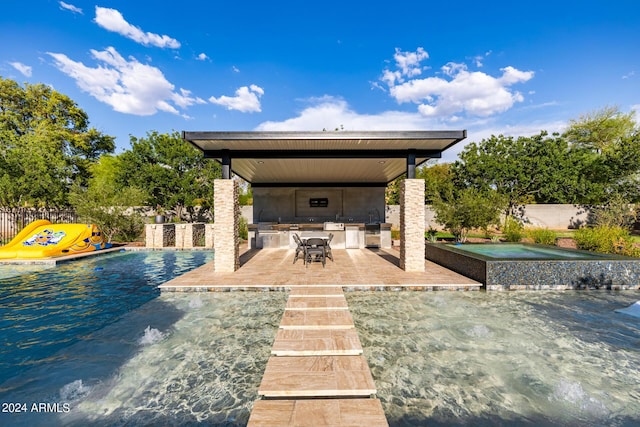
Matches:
[196,53,209,61]
[471,50,492,67]
[254,97,566,163]
[385,59,534,118]
[394,47,428,78]
[9,62,32,77]
[256,96,438,131]
[381,47,429,86]
[622,71,635,79]
[94,7,180,49]
[59,1,82,14]
[232,66,240,73]
[47,47,204,116]
[209,85,264,113]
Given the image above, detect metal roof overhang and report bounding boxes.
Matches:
[183,130,466,185]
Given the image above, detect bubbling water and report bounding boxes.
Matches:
[347,290,640,427]
[60,379,92,401]
[138,326,165,346]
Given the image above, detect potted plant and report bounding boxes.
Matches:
[154,206,166,224]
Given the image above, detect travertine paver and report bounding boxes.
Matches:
[250,286,387,426]
[288,286,345,297]
[248,399,388,427]
[271,329,363,356]
[285,296,348,310]
[157,248,481,291]
[258,355,377,397]
[279,310,355,329]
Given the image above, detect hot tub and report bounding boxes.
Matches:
[425,243,640,290]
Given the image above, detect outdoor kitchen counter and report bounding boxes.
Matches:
[249,223,392,249]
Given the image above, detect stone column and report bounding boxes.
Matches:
[214,179,239,272]
[400,179,425,272]
[175,224,186,249]
[145,224,166,248]
[205,224,215,249]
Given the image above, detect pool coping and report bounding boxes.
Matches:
[0,245,131,265]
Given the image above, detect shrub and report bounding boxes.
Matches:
[432,188,504,243]
[391,227,400,240]
[592,193,637,229]
[238,216,248,241]
[574,226,639,257]
[526,227,557,245]
[503,216,524,242]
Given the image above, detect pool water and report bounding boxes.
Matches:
[0,250,213,384]
[446,243,608,259]
[1,262,639,426]
[348,291,640,427]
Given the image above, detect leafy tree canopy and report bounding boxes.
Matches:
[116,131,221,221]
[452,132,586,212]
[69,155,147,242]
[0,76,114,207]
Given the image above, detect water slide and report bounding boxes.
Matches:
[0,220,107,259]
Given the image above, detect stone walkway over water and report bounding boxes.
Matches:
[157,247,480,425]
[248,286,388,426]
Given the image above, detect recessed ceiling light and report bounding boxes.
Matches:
[257,160,264,164]
[378,160,386,164]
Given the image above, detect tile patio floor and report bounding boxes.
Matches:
[158,247,481,291]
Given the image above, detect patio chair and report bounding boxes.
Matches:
[292,233,306,264]
[325,233,334,262]
[305,238,326,268]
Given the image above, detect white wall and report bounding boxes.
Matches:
[385,204,591,230]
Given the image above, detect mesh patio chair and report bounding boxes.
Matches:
[292,233,306,264]
[305,237,326,268]
[325,233,334,262]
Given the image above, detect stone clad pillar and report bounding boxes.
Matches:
[214,179,239,272]
[400,179,425,272]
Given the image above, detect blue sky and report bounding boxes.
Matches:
[2,0,639,161]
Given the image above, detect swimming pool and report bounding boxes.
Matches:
[426,243,640,290]
[0,250,213,385]
[2,290,637,426]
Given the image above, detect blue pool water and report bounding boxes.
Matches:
[0,250,213,384]
[446,243,610,259]
[1,251,638,426]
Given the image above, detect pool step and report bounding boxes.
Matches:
[285,296,349,310]
[248,398,387,427]
[279,309,355,329]
[258,355,377,397]
[271,329,363,356]
[248,286,388,426]
[288,286,346,297]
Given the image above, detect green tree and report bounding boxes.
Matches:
[238,181,253,205]
[564,106,636,152]
[0,77,114,206]
[385,174,404,205]
[452,132,585,214]
[116,131,221,221]
[69,155,147,242]
[417,162,455,204]
[432,188,505,242]
[564,106,640,202]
